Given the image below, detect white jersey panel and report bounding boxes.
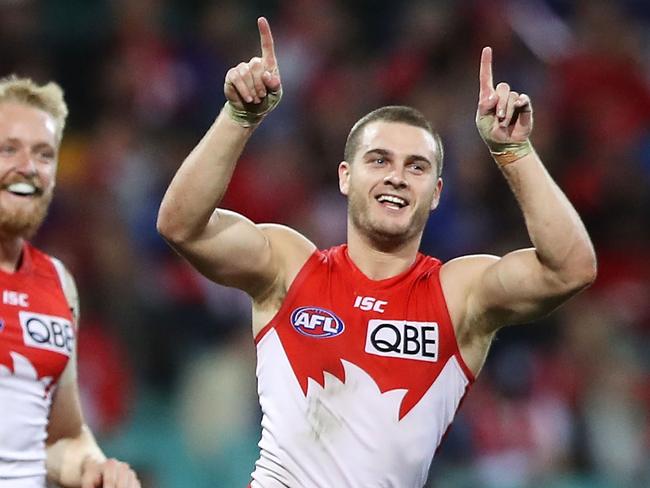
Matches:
[0,476,46,488]
[251,329,470,488]
[0,352,53,480]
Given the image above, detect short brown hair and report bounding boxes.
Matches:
[344,106,444,177]
[0,75,69,144]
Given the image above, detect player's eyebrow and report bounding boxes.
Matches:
[364,148,432,167]
[405,154,432,168]
[364,148,392,158]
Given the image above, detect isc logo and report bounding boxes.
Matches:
[365,319,438,362]
[353,295,387,313]
[19,311,75,356]
[290,306,345,338]
[3,290,29,307]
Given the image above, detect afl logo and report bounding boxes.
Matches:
[290,306,345,338]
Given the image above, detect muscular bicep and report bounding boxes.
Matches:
[479,248,579,324]
[447,248,584,335]
[164,209,316,300]
[163,208,278,297]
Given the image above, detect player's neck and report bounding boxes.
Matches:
[347,228,420,281]
[0,237,25,273]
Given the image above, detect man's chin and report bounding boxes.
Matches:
[349,203,426,249]
[0,193,52,240]
[0,221,44,240]
[0,209,49,240]
[363,222,418,249]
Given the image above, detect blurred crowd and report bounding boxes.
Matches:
[1,0,649,486]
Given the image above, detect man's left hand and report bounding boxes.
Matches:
[476,46,533,145]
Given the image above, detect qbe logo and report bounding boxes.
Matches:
[19,311,75,356]
[365,320,438,362]
[290,306,345,338]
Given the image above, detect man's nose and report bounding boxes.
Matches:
[383,168,408,189]
[14,150,37,175]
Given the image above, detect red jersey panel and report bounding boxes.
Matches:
[0,242,75,481]
[251,245,474,488]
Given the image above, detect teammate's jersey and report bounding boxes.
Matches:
[0,243,75,483]
[251,245,474,488]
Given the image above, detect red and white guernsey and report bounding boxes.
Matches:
[251,245,474,488]
[0,243,75,485]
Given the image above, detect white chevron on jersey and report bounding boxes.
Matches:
[0,352,53,482]
[251,329,470,488]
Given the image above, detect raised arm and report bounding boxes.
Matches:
[442,47,597,343]
[157,18,312,298]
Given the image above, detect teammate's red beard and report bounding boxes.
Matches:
[0,187,53,240]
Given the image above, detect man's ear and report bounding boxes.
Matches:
[430,177,443,211]
[338,161,350,196]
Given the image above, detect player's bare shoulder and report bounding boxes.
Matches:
[258,223,317,295]
[251,224,315,337]
[441,254,499,287]
[440,255,499,334]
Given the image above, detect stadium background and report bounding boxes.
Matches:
[1,0,649,486]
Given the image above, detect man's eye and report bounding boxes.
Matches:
[374,158,385,164]
[0,145,16,155]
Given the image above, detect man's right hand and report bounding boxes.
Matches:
[81,457,140,488]
[224,17,282,122]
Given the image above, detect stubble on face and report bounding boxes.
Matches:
[347,179,434,250]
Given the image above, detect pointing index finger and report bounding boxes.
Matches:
[258,17,277,72]
[479,46,494,99]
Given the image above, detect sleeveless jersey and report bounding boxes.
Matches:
[0,243,75,484]
[251,245,474,488]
